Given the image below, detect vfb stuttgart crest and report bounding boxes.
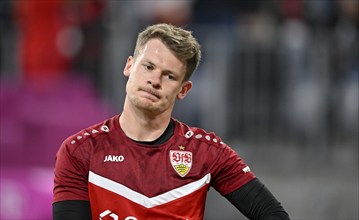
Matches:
[170,150,192,177]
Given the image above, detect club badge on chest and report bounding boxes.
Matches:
[170,146,192,177]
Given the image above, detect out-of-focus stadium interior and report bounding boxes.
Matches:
[0,0,358,219]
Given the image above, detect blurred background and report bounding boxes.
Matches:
[0,0,358,219]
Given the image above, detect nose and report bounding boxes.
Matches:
[147,72,161,89]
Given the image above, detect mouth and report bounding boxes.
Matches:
[139,87,161,100]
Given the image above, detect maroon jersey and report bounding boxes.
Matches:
[53,114,255,220]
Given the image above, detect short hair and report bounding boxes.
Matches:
[134,23,201,81]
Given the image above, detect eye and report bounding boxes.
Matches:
[167,74,174,80]
[165,73,176,81]
[143,64,154,71]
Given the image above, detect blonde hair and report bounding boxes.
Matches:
[134,23,201,81]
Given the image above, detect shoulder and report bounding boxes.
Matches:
[60,115,119,155]
[174,119,227,150]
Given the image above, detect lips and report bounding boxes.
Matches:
[139,87,161,99]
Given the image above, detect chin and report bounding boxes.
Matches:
[136,101,161,112]
[130,97,170,114]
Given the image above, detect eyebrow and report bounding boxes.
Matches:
[143,59,179,76]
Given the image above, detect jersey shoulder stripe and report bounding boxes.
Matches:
[175,120,227,149]
[61,115,118,154]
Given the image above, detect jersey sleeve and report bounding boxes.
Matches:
[210,144,256,196]
[53,137,91,203]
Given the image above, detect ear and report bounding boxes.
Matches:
[177,81,193,100]
[123,56,133,77]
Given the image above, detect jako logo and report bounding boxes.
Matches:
[104,155,125,162]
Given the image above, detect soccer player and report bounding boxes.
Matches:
[53,23,290,220]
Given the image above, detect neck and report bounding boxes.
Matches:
[120,98,172,142]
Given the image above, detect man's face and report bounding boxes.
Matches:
[123,39,192,115]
